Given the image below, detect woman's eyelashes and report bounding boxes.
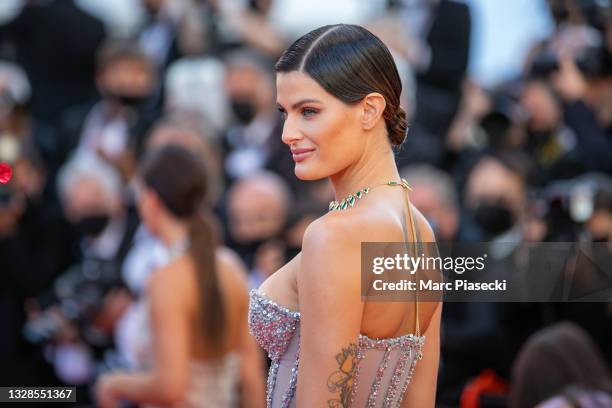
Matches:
[301,107,319,118]
[277,106,319,120]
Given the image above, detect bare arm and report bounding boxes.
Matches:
[97,266,190,407]
[218,248,267,408]
[295,216,364,407]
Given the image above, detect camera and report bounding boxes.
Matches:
[539,174,611,241]
[24,257,124,344]
[529,45,612,79]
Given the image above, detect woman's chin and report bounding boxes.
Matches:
[294,164,323,181]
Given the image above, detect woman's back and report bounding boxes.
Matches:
[141,247,253,407]
[250,187,441,407]
[256,188,440,340]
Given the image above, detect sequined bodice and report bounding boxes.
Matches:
[248,290,425,408]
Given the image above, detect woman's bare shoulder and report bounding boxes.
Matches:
[146,256,193,293]
[148,247,248,285]
[298,202,436,286]
[299,211,376,283]
[145,259,192,314]
[146,248,250,314]
[305,207,387,239]
[301,211,369,259]
[304,201,435,244]
[215,246,250,294]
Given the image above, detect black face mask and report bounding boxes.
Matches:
[105,91,148,109]
[472,203,515,237]
[227,239,262,268]
[527,129,554,148]
[117,94,148,108]
[230,99,257,124]
[73,215,110,238]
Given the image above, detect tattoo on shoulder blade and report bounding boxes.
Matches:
[326,343,359,407]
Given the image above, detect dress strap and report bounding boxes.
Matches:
[391,179,422,338]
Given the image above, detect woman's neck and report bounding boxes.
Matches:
[158,218,189,249]
[329,135,400,200]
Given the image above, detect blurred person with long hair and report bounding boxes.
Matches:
[248,24,441,407]
[511,321,612,408]
[96,145,265,408]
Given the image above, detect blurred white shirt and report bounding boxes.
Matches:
[267,0,387,40]
[465,0,554,87]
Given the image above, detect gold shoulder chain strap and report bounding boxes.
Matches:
[387,179,424,360]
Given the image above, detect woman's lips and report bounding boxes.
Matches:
[291,148,314,162]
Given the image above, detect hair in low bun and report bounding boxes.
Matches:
[388,106,408,147]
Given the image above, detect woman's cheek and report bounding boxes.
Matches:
[306,113,340,146]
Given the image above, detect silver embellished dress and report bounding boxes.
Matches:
[248,290,425,407]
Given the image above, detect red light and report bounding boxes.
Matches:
[0,162,13,184]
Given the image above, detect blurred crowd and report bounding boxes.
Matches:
[0,0,611,407]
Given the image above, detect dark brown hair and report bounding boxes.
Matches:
[511,321,612,408]
[96,40,153,73]
[275,24,408,146]
[140,145,225,354]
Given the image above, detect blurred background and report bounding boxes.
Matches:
[0,0,611,407]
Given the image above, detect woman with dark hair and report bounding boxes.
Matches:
[248,24,441,407]
[512,322,612,408]
[96,145,265,407]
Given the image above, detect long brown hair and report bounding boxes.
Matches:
[140,145,226,354]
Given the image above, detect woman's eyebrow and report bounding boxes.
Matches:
[292,99,321,109]
[277,99,322,110]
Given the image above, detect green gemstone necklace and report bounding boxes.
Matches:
[328,178,412,212]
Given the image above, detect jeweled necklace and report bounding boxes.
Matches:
[328,178,412,212]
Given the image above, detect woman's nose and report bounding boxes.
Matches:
[281,116,303,145]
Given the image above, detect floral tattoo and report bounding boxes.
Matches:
[326,343,359,407]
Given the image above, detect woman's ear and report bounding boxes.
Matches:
[360,92,386,131]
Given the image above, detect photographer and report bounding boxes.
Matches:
[0,64,76,386]
[25,152,139,387]
[552,54,612,173]
[529,1,612,174]
[519,74,587,184]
